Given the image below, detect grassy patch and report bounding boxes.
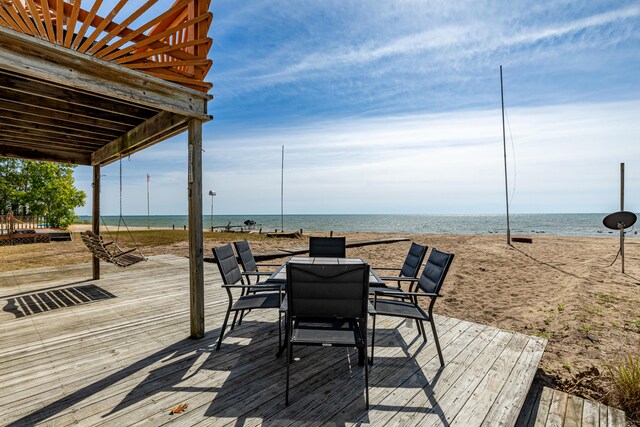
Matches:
[608,352,640,421]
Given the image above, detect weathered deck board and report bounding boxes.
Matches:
[515,384,626,427]
[0,255,547,426]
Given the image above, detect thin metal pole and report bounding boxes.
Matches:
[280,145,284,232]
[500,65,511,245]
[620,162,625,273]
[211,195,214,229]
[147,174,150,229]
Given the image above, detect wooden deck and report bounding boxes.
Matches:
[0,255,547,426]
[516,384,626,427]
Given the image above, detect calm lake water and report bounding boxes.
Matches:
[77,213,639,237]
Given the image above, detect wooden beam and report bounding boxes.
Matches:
[92,165,101,280]
[0,136,96,153]
[0,70,158,121]
[0,143,91,165]
[0,102,123,137]
[91,111,190,166]
[0,88,144,128]
[0,25,211,118]
[0,123,107,145]
[187,118,204,339]
[0,118,114,142]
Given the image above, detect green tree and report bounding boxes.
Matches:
[0,159,86,228]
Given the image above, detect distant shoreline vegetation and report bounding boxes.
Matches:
[76,213,638,238]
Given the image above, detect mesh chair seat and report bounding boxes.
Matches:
[232,292,282,311]
[291,320,364,346]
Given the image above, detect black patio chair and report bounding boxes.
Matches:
[233,240,281,285]
[285,262,370,409]
[371,242,428,295]
[370,248,454,367]
[233,240,282,327]
[308,236,346,258]
[213,244,283,351]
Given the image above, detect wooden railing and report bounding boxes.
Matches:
[0,0,212,92]
[0,214,48,234]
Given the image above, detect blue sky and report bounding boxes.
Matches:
[75,0,640,216]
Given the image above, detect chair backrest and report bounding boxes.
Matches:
[286,263,369,319]
[308,236,346,258]
[417,248,454,295]
[399,242,428,278]
[233,240,258,272]
[213,244,242,285]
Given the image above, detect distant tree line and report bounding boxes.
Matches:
[0,159,86,228]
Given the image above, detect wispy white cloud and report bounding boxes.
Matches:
[217,3,640,94]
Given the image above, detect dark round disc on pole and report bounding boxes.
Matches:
[603,211,637,230]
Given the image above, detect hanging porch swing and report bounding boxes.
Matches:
[82,158,147,268]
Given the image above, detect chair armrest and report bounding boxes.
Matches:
[377,276,419,282]
[256,263,281,267]
[222,283,283,291]
[372,267,402,271]
[372,289,441,298]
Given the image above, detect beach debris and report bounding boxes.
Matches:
[169,403,188,414]
[512,237,533,244]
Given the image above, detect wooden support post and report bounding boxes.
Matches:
[188,118,204,338]
[92,165,100,280]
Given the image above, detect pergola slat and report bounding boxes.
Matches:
[77,0,127,53]
[85,0,159,55]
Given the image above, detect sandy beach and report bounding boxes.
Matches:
[1,228,639,419]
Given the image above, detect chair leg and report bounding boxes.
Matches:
[364,345,369,409]
[285,340,291,405]
[231,310,240,330]
[429,318,445,366]
[232,287,247,329]
[278,312,282,349]
[216,308,232,350]
[369,315,376,365]
[419,319,427,341]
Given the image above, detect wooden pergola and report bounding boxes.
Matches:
[0,0,213,338]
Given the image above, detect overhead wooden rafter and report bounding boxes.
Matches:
[0,0,213,92]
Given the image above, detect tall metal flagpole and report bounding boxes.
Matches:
[281,145,284,232]
[146,174,150,229]
[500,65,511,245]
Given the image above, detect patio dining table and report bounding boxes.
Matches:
[266,256,384,364]
[265,256,384,286]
